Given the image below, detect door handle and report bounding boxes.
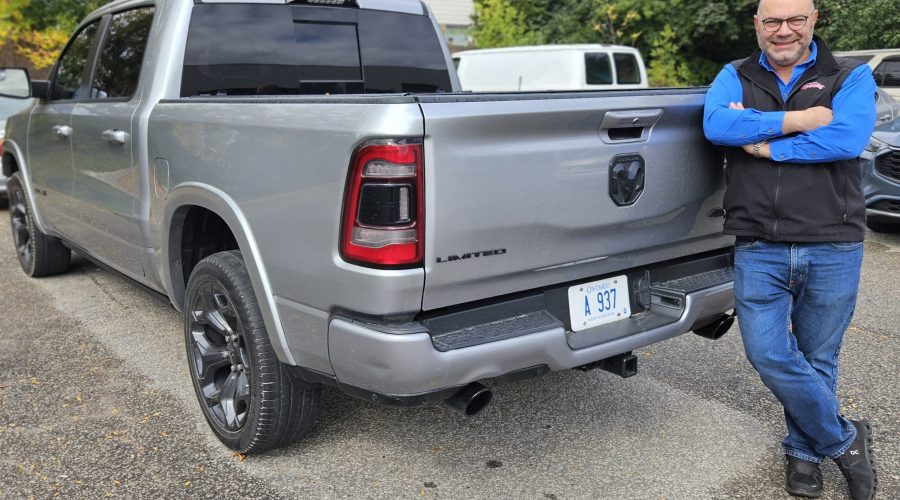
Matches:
[101,129,128,145]
[52,125,72,138]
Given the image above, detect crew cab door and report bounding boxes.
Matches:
[69,6,155,278]
[26,20,102,239]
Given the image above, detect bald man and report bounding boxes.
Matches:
[703,0,877,499]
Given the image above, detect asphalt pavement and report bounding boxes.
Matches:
[0,210,897,499]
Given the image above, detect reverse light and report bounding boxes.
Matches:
[341,139,424,267]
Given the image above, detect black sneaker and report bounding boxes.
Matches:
[785,456,823,498]
[834,419,877,500]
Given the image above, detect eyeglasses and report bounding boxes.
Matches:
[760,15,811,32]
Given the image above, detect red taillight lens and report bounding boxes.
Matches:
[341,139,424,267]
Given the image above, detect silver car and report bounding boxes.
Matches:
[862,116,900,232]
[0,95,33,201]
[876,87,900,125]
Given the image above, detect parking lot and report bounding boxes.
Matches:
[0,211,897,500]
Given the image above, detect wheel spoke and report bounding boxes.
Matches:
[190,286,235,335]
[205,308,234,337]
[220,372,241,428]
[235,371,250,402]
[12,201,27,217]
[191,329,231,383]
[9,194,31,264]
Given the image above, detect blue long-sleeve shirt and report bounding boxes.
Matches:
[703,42,876,164]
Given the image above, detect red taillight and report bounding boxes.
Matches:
[341,139,424,267]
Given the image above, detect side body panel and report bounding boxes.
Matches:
[70,100,146,278]
[25,103,79,237]
[148,99,426,371]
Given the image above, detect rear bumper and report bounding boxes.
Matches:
[327,254,734,398]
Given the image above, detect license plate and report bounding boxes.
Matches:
[568,275,630,332]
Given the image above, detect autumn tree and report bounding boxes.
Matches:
[0,0,103,73]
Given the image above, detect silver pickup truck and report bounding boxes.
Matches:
[1,0,735,454]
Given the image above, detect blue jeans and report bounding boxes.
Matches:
[733,238,863,463]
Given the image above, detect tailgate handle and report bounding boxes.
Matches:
[599,109,663,143]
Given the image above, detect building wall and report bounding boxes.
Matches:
[422,0,475,27]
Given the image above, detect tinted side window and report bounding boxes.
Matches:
[585,53,612,85]
[181,4,452,96]
[92,7,155,99]
[874,58,900,88]
[53,22,100,100]
[614,53,641,84]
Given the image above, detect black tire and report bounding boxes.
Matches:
[7,173,71,277]
[184,250,319,454]
[866,220,900,233]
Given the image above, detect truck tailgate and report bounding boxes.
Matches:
[419,90,732,311]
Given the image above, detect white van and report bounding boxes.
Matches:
[453,44,649,92]
[835,49,900,100]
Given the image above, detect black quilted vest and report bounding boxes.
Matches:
[723,37,866,242]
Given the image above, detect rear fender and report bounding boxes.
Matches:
[164,183,296,366]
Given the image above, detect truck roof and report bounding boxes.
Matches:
[199,0,424,15]
[91,0,425,17]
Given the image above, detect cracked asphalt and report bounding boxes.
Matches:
[0,210,897,499]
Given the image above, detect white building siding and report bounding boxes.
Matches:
[423,0,475,27]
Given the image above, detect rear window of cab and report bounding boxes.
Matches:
[181,4,453,96]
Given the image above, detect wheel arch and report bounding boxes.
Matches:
[2,149,20,178]
[164,183,297,366]
[2,141,51,235]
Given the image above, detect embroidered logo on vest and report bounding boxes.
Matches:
[800,82,826,91]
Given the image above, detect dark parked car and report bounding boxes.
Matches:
[862,116,900,232]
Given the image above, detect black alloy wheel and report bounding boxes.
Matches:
[8,175,33,269]
[188,281,252,431]
[184,251,320,454]
[6,173,70,277]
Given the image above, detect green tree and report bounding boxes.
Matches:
[470,0,542,48]
[816,0,900,50]
[471,0,761,86]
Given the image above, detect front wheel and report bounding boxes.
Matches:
[184,250,320,454]
[7,173,71,277]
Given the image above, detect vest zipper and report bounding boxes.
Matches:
[773,164,783,239]
[839,166,848,223]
